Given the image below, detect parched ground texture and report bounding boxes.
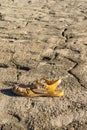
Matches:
[0,0,87,130]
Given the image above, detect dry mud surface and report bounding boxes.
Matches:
[0,0,87,130]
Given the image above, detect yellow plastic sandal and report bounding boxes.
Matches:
[12,78,64,97]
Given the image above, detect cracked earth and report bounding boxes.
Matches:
[0,0,87,130]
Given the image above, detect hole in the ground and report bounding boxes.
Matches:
[42,56,51,61]
[17,65,30,71]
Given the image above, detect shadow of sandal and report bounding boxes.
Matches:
[0,88,17,97]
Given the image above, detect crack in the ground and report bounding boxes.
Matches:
[16,65,30,71]
[65,57,85,88]
[0,12,4,21]
[42,56,51,61]
[67,47,80,54]
[84,43,87,46]
[8,111,22,122]
[10,58,31,82]
[68,70,85,88]
[17,71,21,81]
[11,60,30,71]
[0,63,8,68]
[62,28,74,42]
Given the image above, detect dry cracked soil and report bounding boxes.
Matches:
[0,0,87,130]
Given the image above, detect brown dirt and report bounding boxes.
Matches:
[0,0,87,130]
